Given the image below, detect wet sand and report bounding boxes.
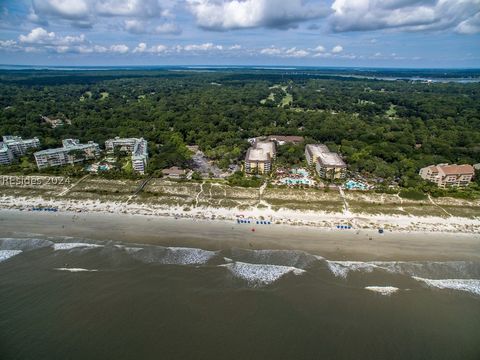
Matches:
[1,209,479,261]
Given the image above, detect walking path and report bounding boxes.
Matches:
[58,175,89,196]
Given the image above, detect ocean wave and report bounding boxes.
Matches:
[0,250,22,262]
[127,246,217,265]
[223,261,305,286]
[229,249,319,269]
[53,243,103,251]
[54,267,98,272]
[0,238,53,251]
[327,261,378,279]
[365,286,399,296]
[372,261,480,279]
[413,277,480,296]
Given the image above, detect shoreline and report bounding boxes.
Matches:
[0,193,479,234]
[1,208,479,261]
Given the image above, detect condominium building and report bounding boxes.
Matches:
[131,139,148,174]
[105,137,148,174]
[105,137,138,153]
[419,163,475,188]
[2,135,40,157]
[266,135,304,146]
[245,141,276,174]
[305,143,347,179]
[0,142,14,165]
[315,152,347,179]
[34,139,100,169]
[305,144,330,166]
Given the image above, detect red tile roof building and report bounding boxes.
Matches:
[419,164,474,188]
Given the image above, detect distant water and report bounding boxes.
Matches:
[1,235,480,360]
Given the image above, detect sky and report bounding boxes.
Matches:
[0,0,479,68]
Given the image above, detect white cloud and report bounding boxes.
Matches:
[331,45,343,53]
[260,46,282,55]
[109,44,129,53]
[154,22,182,34]
[30,0,174,33]
[285,47,309,57]
[18,27,86,47]
[0,40,17,48]
[55,45,70,53]
[229,44,242,50]
[187,0,330,30]
[32,0,90,20]
[133,42,148,53]
[148,44,168,53]
[133,42,168,53]
[19,27,55,44]
[184,43,223,51]
[330,0,480,33]
[95,0,162,17]
[313,45,325,52]
[455,12,480,34]
[124,19,146,34]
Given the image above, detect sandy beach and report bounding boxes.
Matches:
[1,209,479,261]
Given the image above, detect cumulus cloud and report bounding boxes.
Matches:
[32,0,90,20]
[154,22,182,34]
[260,46,311,57]
[95,0,162,17]
[330,0,480,33]
[187,0,330,30]
[30,0,174,32]
[331,44,343,53]
[19,27,86,46]
[260,46,283,55]
[285,47,309,57]
[184,42,223,51]
[109,44,129,53]
[133,42,147,53]
[124,19,145,34]
[19,27,55,43]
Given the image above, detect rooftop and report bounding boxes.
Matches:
[255,141,275,155]
[2,135,39,145]
[439,164,474,175]
[426,164,474,175]
[267,135,304,143]
[246,148,271,162]
[306,144,330,156]
[317,152,346,167]
[35,139,98,156]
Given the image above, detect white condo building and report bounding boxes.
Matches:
[2,135,40,157]
[245,141,276,174]
[305,144,347,179]
[34,139,100,169]
[105,137,148,174]
[0,142,14,165]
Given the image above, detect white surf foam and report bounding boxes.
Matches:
[161,247,217,265]
[327,261,378,279]
[223,261,305,286]
[365,286,399,296]
[129,246,217,265]
[413,277,480,296]
[53,243,103,251]
[0,250,22,262]
[54,268,98,272]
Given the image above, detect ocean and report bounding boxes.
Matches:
[1,234,479,360]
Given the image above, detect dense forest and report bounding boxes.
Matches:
[0,68,479,193]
